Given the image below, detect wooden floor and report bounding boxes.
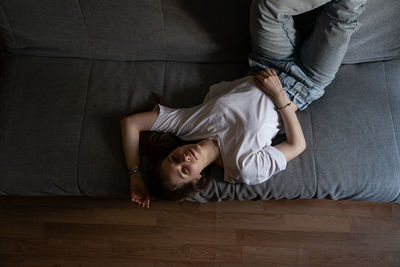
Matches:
[0,196,399,267]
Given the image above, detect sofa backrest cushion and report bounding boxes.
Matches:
[0,0,398,63]
[342,0,400,64]
[0,0,251,63]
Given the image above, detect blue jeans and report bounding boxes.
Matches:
[248,0,367,110]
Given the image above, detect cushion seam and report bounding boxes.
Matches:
[309,107,318,198]
[159,0,167,101]
[159,0,168,61]
[77,0,94,58]
[162,62,167,103]
[382,61,400,201]
[76,60,94,195]
[0,56,20,152]
[0,3,17,48]
[342,56,400,65]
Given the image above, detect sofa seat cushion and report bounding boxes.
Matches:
[0,56,91,195]
[311,60,400,202]
[1,55,399,202]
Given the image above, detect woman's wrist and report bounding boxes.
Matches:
[274,92,290,107]
[130,172,142,178]
[130,173,143,184]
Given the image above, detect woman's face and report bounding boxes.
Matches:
[160,143,205,188]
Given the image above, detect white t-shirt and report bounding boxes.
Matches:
[150,76,287,185]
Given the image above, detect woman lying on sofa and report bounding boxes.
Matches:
[120,0,366,208]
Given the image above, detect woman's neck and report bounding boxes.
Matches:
[209,139,224,167]
[198,139,223,167]
[214,155,224,167]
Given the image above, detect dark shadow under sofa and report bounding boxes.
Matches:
[0,0,399,202]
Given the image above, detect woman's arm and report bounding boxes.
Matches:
[120,109,159,208]
[120,109,160,168]
[273,92,306,162]
[254,69,306,162]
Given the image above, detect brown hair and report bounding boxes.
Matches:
[139,131,212,201]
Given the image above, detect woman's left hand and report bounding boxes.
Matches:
[253,68,285,99]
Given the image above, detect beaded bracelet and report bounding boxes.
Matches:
[128,164,141,175]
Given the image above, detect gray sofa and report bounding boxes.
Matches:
[0,0,399,202]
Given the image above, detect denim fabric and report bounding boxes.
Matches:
[249,0,367,110]
[247,54,323,111]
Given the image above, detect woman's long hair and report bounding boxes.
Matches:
[139,130,212,201]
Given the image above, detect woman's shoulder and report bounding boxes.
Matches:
[205,76,253,102]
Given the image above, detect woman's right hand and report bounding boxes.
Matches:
[253,68,285,100]
[130,173,150,208]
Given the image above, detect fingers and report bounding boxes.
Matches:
[263,69,272,77]
[254,74,262,84]
[254,76,262,88]
[131,197,150,208]
[254,68,277,87]
[260,68,277,78]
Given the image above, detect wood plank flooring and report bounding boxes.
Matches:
[1,196,399,266]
